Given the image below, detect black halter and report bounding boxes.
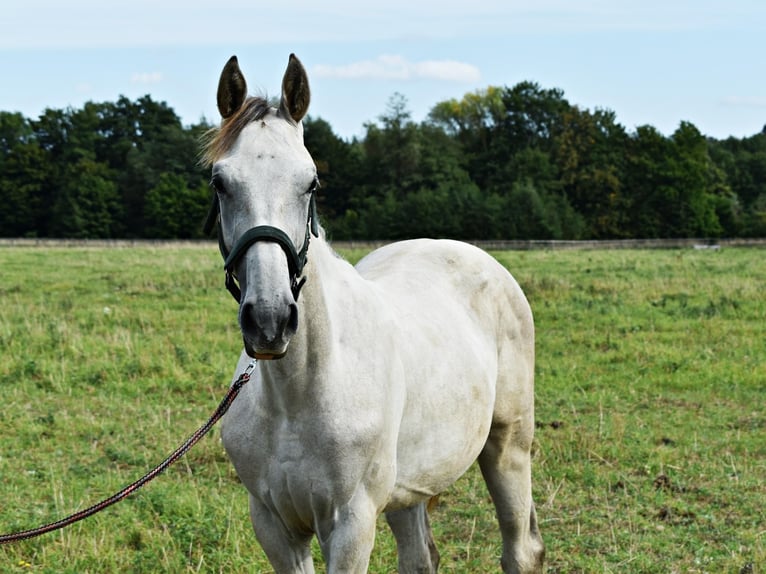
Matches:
[204,184,319,303]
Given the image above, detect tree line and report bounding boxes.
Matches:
[1,86,765,241]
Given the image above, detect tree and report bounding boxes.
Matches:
[144,173,209,238]
[553,107,629,237]
[428,86,505,164]
[498,82,570,150]
[349,94,479,240]
[0,111,32,153]
[622,125,673,237]
[742,193,766,236]
[119,111,209,237]
[480,82,571,195]
[359,93,422,199]
[49,158,121,238]
[669,122,722,237]
[2,87,763,241]
[303,115,360,227]
[428,86,505,137]
[500,180,584,240]
[623,123,724,238]
[0,113,47,237]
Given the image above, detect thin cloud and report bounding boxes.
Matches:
[313,55,481,83]
[131,72,163,85]
[720,95,766,108]
[3,1,763,49]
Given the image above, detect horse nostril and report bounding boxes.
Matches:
[288,303,299,334]
[240,301,258,335]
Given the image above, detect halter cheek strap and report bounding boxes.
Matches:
[204,190,318,303]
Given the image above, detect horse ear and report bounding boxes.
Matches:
[280,53,310,123]
[217,55,247,119]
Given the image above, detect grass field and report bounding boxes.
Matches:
[0,244,763,573]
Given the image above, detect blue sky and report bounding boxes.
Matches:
[1,0,764,140]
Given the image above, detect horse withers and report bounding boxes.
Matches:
[203,54,545,573]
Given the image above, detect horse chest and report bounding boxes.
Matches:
[224,389,395,512]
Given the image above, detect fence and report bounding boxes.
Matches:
[1,237,765,250]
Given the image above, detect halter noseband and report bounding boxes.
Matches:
[204,183,319,303]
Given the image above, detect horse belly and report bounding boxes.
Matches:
[387,331,498,510]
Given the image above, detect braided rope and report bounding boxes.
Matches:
[0,366,253,544]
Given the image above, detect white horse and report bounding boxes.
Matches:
[204,54,544,573]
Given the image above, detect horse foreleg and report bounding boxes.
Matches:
[385,501,440,573]
[316,495,378,574]
[248,495,316,574]
[479,427,545,574]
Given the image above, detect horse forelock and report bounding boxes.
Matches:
[201,96,279,166]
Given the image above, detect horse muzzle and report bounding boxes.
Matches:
[239,297,298,360]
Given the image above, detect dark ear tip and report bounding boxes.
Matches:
[288,54,303,68]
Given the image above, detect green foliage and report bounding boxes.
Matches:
[0,139,47,237]
[0,244,763,572]
[0,99,210,240]
[2,86,766,240]
[554,107,628,238]
[144,173,210,239]
[50,159,122,238]
[303,115,360,222]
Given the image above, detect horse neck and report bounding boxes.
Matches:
[258,235,354,395]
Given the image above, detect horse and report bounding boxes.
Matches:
[203,54,545,574]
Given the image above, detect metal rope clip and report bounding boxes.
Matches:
[243,359,257,377]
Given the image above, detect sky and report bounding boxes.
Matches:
[1,0,764,141]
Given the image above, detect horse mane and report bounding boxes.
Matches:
[200,96,274,167]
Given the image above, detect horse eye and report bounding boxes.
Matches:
[306,177,320,194]
[211,175,226,195]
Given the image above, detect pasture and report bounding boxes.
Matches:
[0,244,763,573]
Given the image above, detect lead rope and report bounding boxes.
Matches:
[0,360,256,545]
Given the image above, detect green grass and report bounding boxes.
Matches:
[0,244,763,573]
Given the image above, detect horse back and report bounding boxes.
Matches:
[355,239,532,341]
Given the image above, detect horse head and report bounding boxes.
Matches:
[204,55,318,360]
